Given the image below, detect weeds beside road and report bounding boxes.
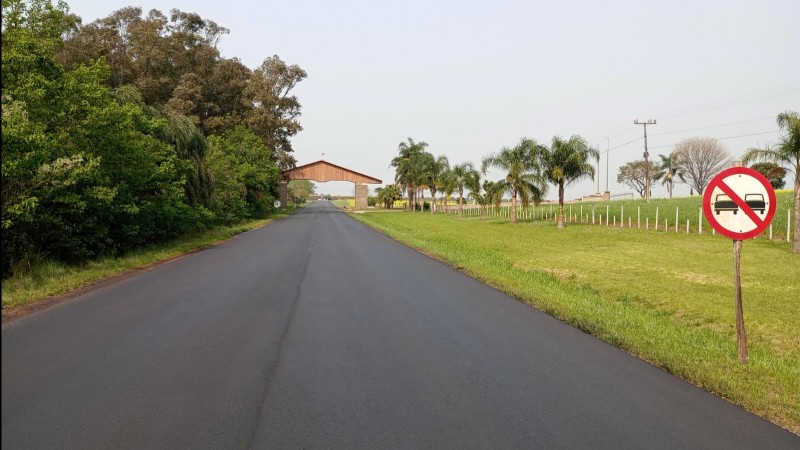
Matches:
[1,216,286,313]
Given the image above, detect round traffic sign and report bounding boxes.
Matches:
[274,200,281,208]
[702,167,776,240]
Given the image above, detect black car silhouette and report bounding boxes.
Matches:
[714,193,766,215]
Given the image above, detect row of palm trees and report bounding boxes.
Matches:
[389,135,599,228]
[387,110,798,250]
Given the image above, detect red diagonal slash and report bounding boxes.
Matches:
[716,180,764,228]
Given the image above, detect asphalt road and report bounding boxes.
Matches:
[3,201,798,449]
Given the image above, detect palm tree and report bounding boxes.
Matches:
[440,169,456,213]
[390,138,427,212]
[742,110,800,252]
[376,184,401,209]
[470,180,504,219]
[658,153,682,199]
[426,155,450,214]
[451,162,480,218]
[482,137,547,223]
[535,135,599,228]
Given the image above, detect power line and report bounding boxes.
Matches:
[599,119,780,154]
[648,116,775,136]
[647,130,779,150]
[600,136,643,154]
[589,82,797,142]
[648,83,800,119]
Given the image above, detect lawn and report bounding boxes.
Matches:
[352,210,800,434]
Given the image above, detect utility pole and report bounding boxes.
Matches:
[634,119,657,202]
[596,147,600,194]
[605,137,610,193]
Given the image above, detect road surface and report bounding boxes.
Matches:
[3,201,798,449]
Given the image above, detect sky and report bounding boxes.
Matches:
[65,0,800,200]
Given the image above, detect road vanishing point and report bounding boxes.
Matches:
[3,201,798,449]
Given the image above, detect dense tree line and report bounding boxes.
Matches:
[1,0,306,277]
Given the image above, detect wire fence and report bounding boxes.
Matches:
[439,191,795,242]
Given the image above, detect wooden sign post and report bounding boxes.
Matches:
[703,167,777,364]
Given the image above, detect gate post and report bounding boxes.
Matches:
[355,183,368,210]
[279,181,288,207]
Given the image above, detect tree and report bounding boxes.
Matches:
[425,155,450,214]
[450,162,480,218]
[2,1,197,276]
[617,160,664,198]
[288,180,315,204]
[440,169,456,212]
[390,138,427,211]
[375,184,401,209]
[482,137,547,223]
[672,137,731,195]
[206,126,280,222]
[750,162,786,190]
[535,135,598,228]
[658,153,682,198]
[244,55,307,171]
[470,180,504,219]
[742,110,800,252]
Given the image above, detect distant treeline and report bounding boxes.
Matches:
[2,0,306,278]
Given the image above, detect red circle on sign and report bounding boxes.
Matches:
[703,167,777,240]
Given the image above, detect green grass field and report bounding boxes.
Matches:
[352,210,800,434]
[439,191,795,240]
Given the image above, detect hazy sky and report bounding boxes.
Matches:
[66,0,799,199]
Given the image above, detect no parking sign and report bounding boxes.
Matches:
[702,166,777,364]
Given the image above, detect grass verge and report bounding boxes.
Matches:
[352,211,800,434]
[2,214,287,312]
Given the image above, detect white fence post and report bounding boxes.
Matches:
[698,207,702,234]
[675,207,679,232]
[646,217,649,229]
[686,219,689,234]
[655,207,659,230]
